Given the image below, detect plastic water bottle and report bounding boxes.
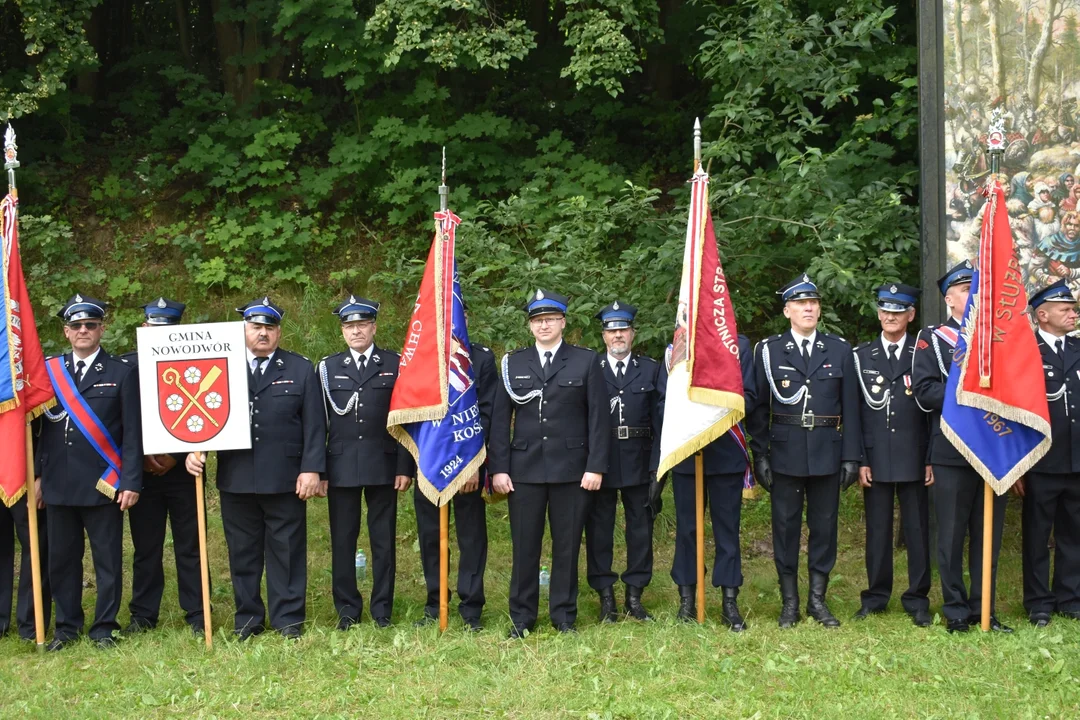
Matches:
[355,549,367,582]
[539,565,550,596]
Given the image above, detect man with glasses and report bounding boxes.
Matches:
[185,297,325,639]
[36,294,142,650]
[317,295,413,629]
[490,289,609,637]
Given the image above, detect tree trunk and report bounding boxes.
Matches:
[175,0,192,62]
[1027,0,1057,107]
[210,0,242,103]
[988,0,1006,101]
[954,0,965,86]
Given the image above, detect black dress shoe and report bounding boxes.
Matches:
[910,609,933,627]
[45,638,70,652]
[676,585,696,623]
[1030,612,1052,627]
[190,623,206,637]
[598,587,618,623]
[413,614,437,628]
[946,618,970,633]
[123,618,155,635]
[462,617,483,633]
[234,625,265,641]
[853,606,883,620]
[507,623,531,639]
[94,636,118,649]
[968,616,1014,633]
[778,575,800,629]
[625,586,652,622]
[337,616,359,631]
[1056,609,1080,621]
[554,622,577,634]
[806,573,840,628]
[720,587,747,632]
[373,616,392,628]
[279,626,302,640]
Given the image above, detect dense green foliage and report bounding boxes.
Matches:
[2,0,919,356]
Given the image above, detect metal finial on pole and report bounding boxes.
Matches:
[439,146,448,213]
[5,124,18,194]
[986,109,1005,177]
[693,118,701,172]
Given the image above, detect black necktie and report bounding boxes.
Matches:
[887,343,899,375]
[543,351,553,379]
[357,354,367,373]
[251,356,267,376]
[800,339,810,365]
[615,360,624,379]
[75,360,86,383]
[1057,338,1065,356]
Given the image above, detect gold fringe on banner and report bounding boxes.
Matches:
[0,484,26,508]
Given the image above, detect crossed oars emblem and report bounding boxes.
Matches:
[162,366,223,430]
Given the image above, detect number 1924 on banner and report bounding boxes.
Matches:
[136,321,252,455]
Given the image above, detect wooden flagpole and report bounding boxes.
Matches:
[23,427,46,650]
[695,453,706,623]
[196,452,213,648]
[981,483,992,632]
[438,146,450,634]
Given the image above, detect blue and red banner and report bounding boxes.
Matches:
[387,210,486,506]
[1,192,56,506]
[940,178,1051,494]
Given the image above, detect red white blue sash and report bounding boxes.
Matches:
[730,422,753,488]
[45,356,121,499]
[932,326,959,349]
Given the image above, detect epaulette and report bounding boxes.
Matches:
[510,346,531,355]
[475,345,491,353]
[855,341,872,351]
[821,332,849,345]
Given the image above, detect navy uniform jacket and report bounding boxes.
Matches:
[598,353,662,488]
[119,351,189,485]
[217,348,326,494]
[37,350,143,506]
[489,343,610,484]
[320,345,414,487]
[911,317,967,467]
[748,330,861,476]
[473,344,497,439]
[854,335,929,482]
[1033,334,1080,474]
[660,335,755,477]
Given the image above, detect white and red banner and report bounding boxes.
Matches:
[656,169,745,478]
[136,321,250,455]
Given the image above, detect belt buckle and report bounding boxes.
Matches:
[800,411,815,430]
[617,425,629,440]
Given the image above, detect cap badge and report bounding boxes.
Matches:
[802,274,809,283]
[349,294,357,304]
[613,301,619,310]
[964,260,972,269]
[157,298,167,308]
[890,285,897,294]
[536,289,545,300]
[75,293,83,303]
[263,296,270,305]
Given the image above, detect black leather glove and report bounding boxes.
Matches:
[753,458,772,493]
[646,474,665,519]
[840,461,860,491]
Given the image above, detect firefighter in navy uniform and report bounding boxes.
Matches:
[583,301,662,623]
[120,297,206,636]
[748,274,861,629]
[1021,280,1080,627]
[185,297,326,640]
[413,316,495,631]
[651,333,755,631]
[37,295,142,651]
[317,296,414,630]
[912,260,1012,634]
[489,289,610,637]
[852,284,933,627]
[0,418,50,642]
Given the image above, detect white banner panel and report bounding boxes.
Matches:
[137,321,251,455]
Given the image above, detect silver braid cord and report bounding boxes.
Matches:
[853,350,889,411]
[319,359,359,416]
[501,353,544,420]
[762,342,808,406]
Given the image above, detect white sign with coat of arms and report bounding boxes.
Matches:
[136,321,251,454]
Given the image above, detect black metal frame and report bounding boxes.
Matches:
[917,0,946,323]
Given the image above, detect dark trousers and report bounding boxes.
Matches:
[48,503,123,641]
[414,485,487,621]
[1023,471,1080,614]
[771,472,840,578]
[932,464,1007,622]
[670,471,744,588]
[219,491,306,633]
[128,478,205,628]
[584,483,653,591]
[0,497,51,639]
[860,480,931,613]
[329,484,397,621]
[507,482,591,628]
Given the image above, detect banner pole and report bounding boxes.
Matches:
[439,504,449,632]
[196,452,213,648]
[695,453,706,623]
[981,483,992,632]
[23,427,46,651]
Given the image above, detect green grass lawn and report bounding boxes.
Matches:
[2,486,1078,719]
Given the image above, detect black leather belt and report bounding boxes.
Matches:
[772,413,840,429]
[613,426,652,439]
